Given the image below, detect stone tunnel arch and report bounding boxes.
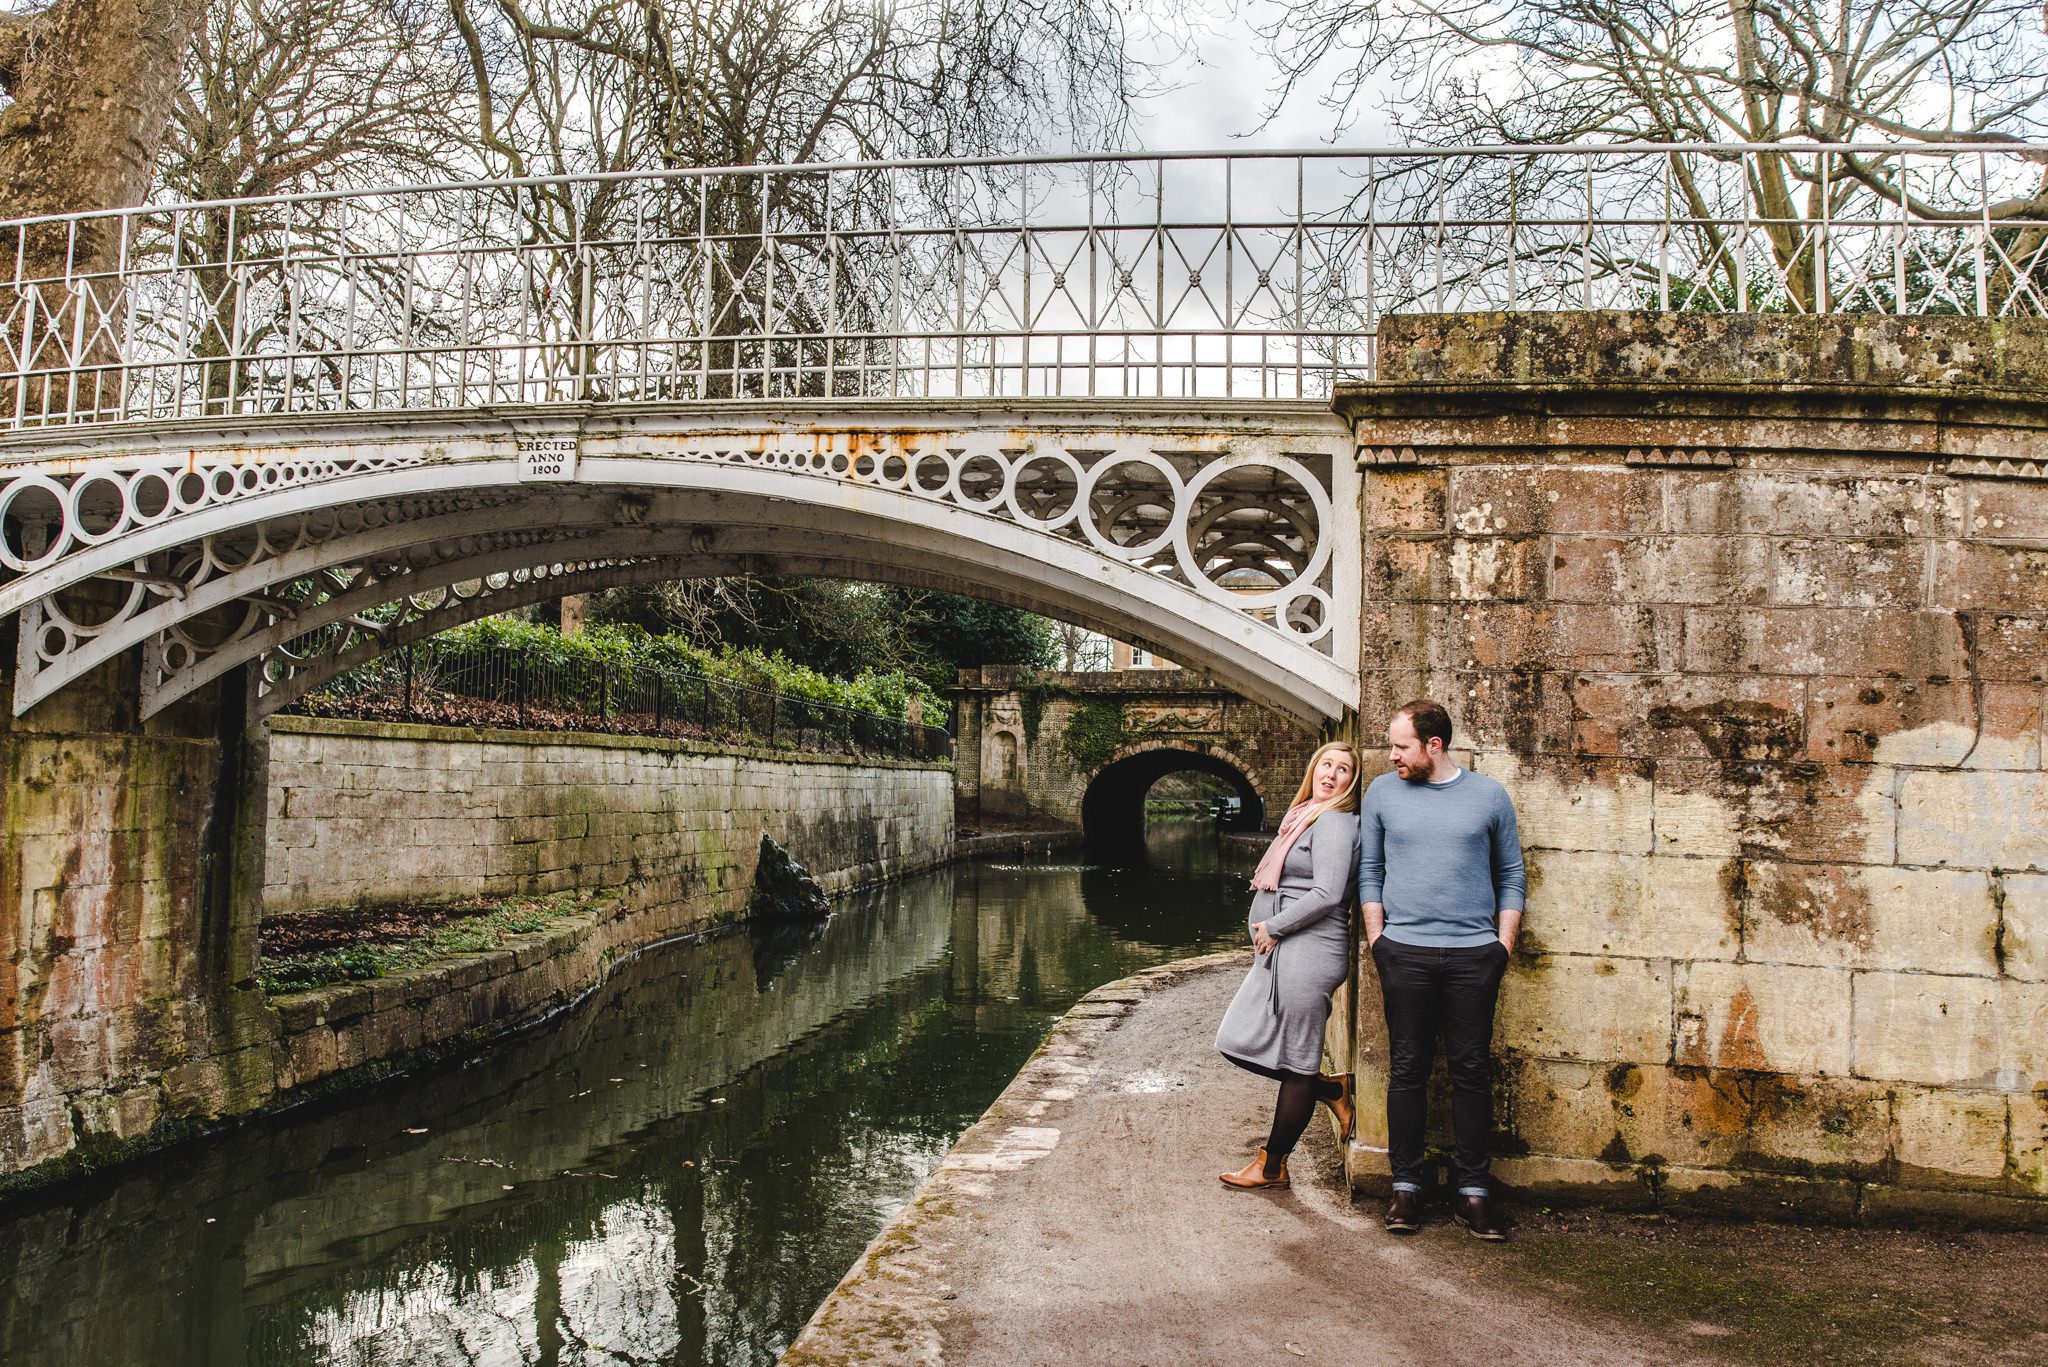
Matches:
[1079,740,1270,850]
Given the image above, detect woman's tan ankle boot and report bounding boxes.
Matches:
[1219,1148,1291,1190]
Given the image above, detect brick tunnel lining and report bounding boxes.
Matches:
[1079,747,1267,846]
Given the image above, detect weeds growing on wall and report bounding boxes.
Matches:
[1017,673,1056,748]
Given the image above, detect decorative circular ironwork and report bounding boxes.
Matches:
[0,449,433,571]
[1,429,1342,718]
[670,435,1329,639]
[1077,452,1183,561]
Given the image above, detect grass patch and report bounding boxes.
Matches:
[259,896,575,995]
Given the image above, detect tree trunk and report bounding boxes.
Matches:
[0,0,206,270]
[0,0,204,419]
[1726,0,1817,309]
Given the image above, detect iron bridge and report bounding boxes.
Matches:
[1,145,2042,722]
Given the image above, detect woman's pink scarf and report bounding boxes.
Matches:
[1250,799,1330,892]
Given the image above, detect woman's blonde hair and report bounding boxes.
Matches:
[1287,741,1362,815]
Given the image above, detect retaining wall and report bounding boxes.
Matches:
[262,716,954,1093]
[264,715,954,918]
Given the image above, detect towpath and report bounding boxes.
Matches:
[783,953,1706,1366]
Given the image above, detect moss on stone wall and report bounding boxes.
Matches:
[257,896,576,994]
[1062,699,1133,770]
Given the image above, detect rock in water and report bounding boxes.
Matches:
[747,834,829,920]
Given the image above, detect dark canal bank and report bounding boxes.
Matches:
[0,821,1252,1366]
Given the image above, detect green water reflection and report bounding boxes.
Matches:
[0,820,1253,1366]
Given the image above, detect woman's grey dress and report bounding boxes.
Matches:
[1214,810,1360,1075]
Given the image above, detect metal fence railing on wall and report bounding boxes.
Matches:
[0,143,2042,426]
[281,642,953,763]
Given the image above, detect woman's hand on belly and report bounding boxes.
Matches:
[1251,921,1278,956]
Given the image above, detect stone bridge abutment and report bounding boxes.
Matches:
[1332,312,2048,1223]
[0,637,279,1174]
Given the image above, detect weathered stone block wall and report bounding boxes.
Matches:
[1338,312,2048,1223]
[264,716,954,920]
[0,648,278,1184]
[948,667,1319,831]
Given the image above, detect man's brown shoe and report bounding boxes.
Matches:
[1383,1187,1422,1233]
[1454,1192,1508,1241]
[1321,1073,1356,1142]
[1219,1148,1291,1190]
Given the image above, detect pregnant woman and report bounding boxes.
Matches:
[1214,742,1362,1190]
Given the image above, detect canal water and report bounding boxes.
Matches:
[1,821,1254,1366]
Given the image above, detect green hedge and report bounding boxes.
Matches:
[422,619,951,728]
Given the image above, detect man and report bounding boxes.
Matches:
[1356,699,1525,1241]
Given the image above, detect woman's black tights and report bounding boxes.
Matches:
[1223,1055,1342,1177]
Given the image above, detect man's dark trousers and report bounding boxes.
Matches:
[1371,935,1510,1193]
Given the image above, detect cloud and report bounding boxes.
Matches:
[1127,3,1399,149]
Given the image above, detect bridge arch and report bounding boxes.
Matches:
[0,406,1357,724]
[1079,738,1272,848]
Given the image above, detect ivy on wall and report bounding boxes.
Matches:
[1019,676,1056,748]
[1062,698,1134,769]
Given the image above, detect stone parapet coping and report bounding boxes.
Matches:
[1353,312,2048,392]
[1336,311,2048,471]
[266,712,952,770]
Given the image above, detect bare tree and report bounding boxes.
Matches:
[162,0,470,204]
[436,0,1167,396]
[1263,0,2048,307]
[148,0,473,410]
[450,0,1146,174]
[644,578,770,643]
[0,0,205,269]
[0,0,1169,413]
[1049,620,1111,671]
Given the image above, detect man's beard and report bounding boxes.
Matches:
[1394,762,1429,783]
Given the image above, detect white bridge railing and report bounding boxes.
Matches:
[0,143,2043,428]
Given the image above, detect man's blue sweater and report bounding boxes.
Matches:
[1356,769,1526,948]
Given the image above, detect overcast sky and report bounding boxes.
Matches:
[1125,4,1402,151]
